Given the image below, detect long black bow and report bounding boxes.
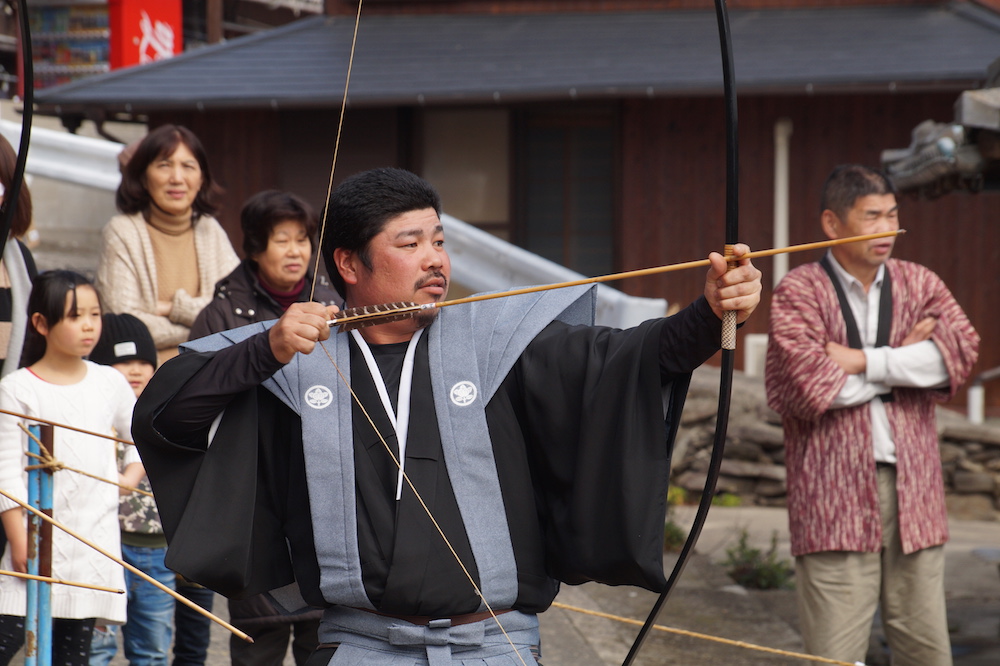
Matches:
[0,0,34,260]
[621,1,739,663]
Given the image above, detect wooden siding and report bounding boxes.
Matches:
[148,108,405,254]
[620,92,1000,405]
[149,109,283,255]
[277,108,407,213]
[151,90,1000,407]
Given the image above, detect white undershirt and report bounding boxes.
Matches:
[825,253,949,463]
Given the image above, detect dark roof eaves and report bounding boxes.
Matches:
[32,6,1000,111]
[36,77,986,118]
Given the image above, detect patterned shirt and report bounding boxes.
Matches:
[766,259,979,556]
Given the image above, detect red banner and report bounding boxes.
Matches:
[109,0,182,69]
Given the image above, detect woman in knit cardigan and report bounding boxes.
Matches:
[96,124,239,365]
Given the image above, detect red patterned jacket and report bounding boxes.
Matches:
[765,259,979,556]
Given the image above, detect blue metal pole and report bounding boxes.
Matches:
[25,424,40,666]
[37,424,54,666]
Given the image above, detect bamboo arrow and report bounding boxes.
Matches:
[0,488,252,643]
[0,569,123,594]
[0,408,133,446]
[327,230,905,330]
[18,423,153,498]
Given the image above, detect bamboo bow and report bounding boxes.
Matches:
[622,2,741,662]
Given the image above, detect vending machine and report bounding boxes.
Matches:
[27,0,182,90]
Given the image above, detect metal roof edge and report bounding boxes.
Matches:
[34,80,984,119]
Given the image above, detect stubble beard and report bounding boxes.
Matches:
[413,269,448,330]
[414,308,439,330]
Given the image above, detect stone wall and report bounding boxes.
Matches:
[671,367,1000,521]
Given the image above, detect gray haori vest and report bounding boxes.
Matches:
[190,286,596,611]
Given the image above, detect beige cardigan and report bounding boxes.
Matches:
[96,213,240,351]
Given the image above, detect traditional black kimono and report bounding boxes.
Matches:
[132,286,721,618]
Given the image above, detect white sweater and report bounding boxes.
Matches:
[0,362,138,623]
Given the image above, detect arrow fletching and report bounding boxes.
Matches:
[328,301,422,332]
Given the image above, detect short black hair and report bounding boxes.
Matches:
[321,168,441,295]
[241,190,319,259]
[820,165,897,220]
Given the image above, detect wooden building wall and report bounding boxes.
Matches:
[150,109,283,254]
[148,108,405,254]
[152,89,998,407]
[620,91,999,406]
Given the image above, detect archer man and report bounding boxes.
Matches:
[133,167,762,665]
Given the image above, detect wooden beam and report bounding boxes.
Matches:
[207,0,224,44]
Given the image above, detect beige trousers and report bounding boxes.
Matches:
[795,466,952,666]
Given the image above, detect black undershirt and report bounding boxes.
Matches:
[350,334,481,615]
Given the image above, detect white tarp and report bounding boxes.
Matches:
[443,213,667,329]
[0,120,123,192]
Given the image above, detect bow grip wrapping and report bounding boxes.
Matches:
[722,244,738,350]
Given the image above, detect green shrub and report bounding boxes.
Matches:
[663,487,689,551]
[711,492,742,507]
[663,519,687,552]
[667,486,687,507]
[721,529,794,590]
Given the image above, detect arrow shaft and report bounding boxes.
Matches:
[328,230,904,329]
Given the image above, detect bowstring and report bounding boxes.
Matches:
[308,5,526,657]
[310,0,365,302]
[317,341,529,666]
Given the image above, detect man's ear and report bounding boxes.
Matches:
[333,248,360,286]
[820,209,841,240]
[31,312,48,336]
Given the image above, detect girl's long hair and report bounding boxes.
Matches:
[20,271,100,368]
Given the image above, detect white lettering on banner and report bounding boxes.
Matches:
[136,10,175,64]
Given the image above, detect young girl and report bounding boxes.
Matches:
[0,271,143,666]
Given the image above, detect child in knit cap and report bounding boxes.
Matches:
[88,313,173,666]
[90,312,158,398]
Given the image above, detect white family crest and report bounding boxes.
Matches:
[450,381,477,406]
[305,385,333,409]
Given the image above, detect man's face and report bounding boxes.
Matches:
[824,193,899,279]
[336,207,450,337]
